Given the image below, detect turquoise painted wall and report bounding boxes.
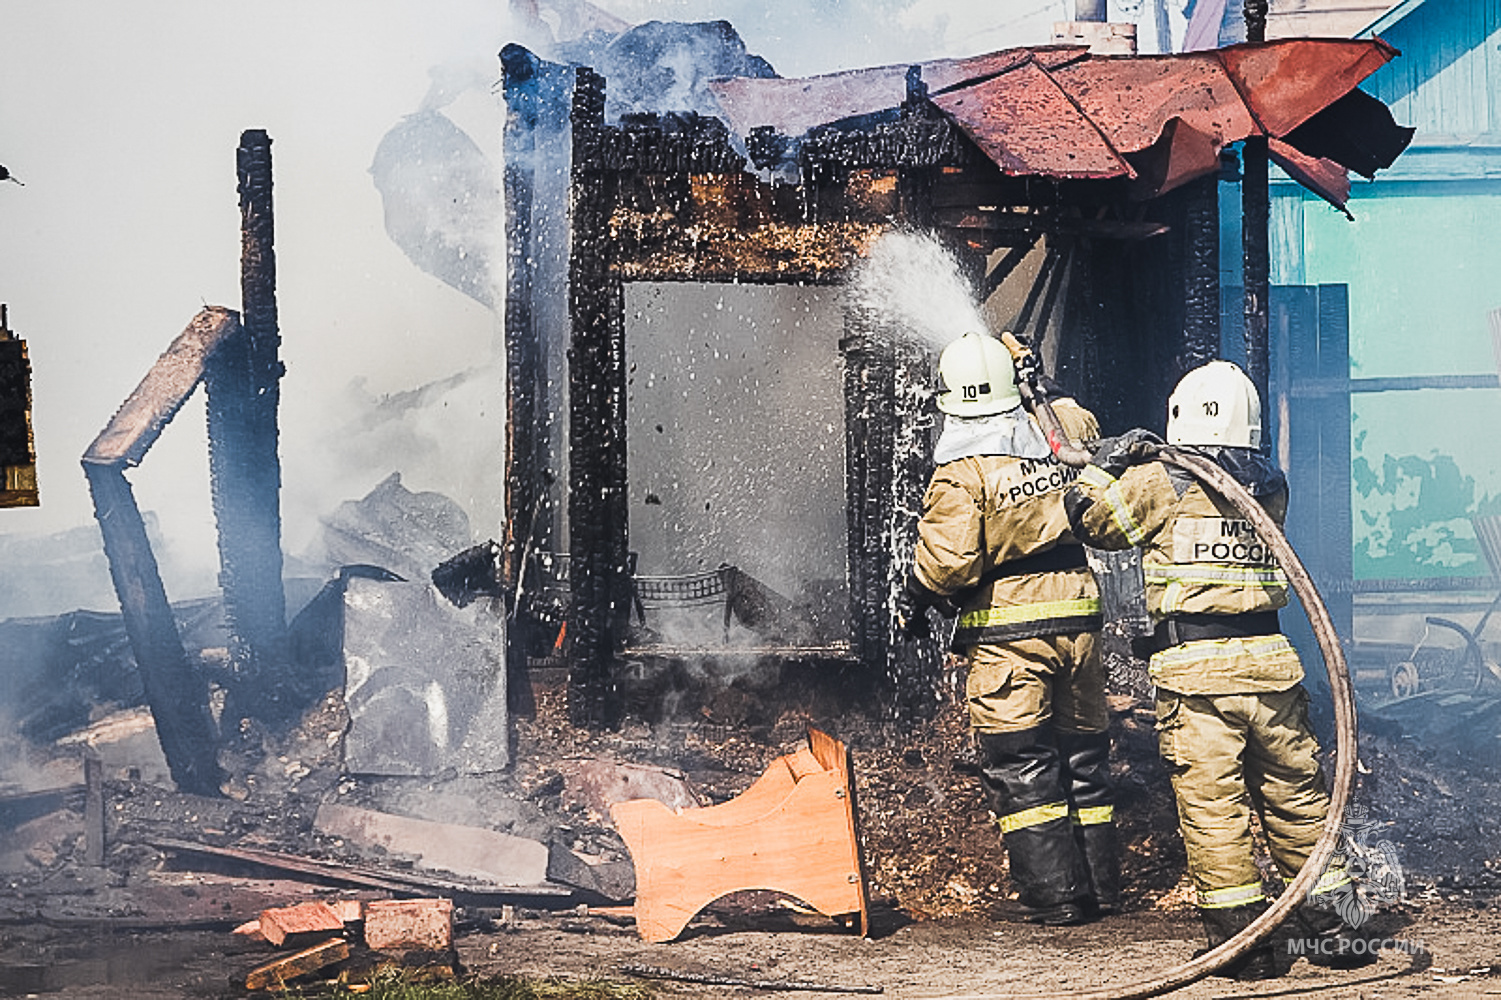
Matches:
[1300,185,1501,579]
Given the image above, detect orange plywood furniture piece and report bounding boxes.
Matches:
[610,729,869,943]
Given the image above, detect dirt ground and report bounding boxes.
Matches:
[3,882,1498,998]
[4,660,1501,999]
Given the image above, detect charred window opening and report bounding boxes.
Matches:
[624,282,851,652]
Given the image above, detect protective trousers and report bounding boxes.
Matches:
[967,633,1115,916]
[976,727,1089,914]
[1059,730,1121,912]
[965,633,1106,733]
[1154,685,1335,909]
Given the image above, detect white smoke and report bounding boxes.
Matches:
[0,1,511,615]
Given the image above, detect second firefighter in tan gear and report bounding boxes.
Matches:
[904,331,1119,925]
[1063,360,1362,978]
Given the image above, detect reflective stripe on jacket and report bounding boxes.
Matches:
[913,399,1102,647]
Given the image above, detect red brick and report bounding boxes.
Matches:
[258,901,344,947]
[363,898,453,951]
[327,898,364,924]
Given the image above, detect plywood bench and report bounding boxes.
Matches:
[611,729,869,942]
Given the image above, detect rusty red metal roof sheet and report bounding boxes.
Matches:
[708,38,1408,208]
[934,59,1131,179]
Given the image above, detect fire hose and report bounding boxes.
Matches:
[961,335,1360,1000]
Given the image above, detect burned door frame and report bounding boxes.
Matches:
[503,58,1230,727]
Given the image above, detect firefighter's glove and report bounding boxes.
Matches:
[894,587,930,640]
[1092,428,1163,478]
[896,575,952,640]
[1012,349,1041,389]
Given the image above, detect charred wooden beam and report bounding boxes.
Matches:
[841,322,886,679]
[82,306,241,794]
[568,67,630,727]
[207,129,291,723]
[81,463,224,794]
[502,47,540,596]
[149,837,574,899]
[84,752,104,865]
[802,117,979,175]
[895,68,938,231]
[1244,5,1271,402]
[1243,136,1271,405]
[936,207,1169,242]
[573,113,744,175]
[83,308,241,467]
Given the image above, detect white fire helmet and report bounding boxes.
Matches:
[1167,359,1262,448]
[936,332,1021,417]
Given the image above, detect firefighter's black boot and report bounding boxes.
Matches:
[1291,900,1379,968]
[1058,729,1121,915]
[976,728,1092,925]
[1197,904,1281,981]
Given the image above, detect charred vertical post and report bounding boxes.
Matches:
[82,464,223,794]
[1242,0,1271,405]
[83,751,104,865]
[1180,174,1220,378]
[842,319,891,683]
[897,67,936,230]
[842,308,939,722]
[502,45,553,599]
[206,129,290,722]
[567,67,629,727]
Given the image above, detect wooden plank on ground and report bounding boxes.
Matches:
[146,837,571,899]
[244,938,350,990]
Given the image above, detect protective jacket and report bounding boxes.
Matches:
[1064,446,1302,695]
[913,399,1102,650]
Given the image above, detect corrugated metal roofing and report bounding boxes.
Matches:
[708,38,1412,208]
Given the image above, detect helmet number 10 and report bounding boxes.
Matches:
[1202,401,1219,416]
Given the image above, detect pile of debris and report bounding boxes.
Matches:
[235,897,455,990]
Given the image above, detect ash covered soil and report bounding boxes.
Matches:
[4,666,1501,998]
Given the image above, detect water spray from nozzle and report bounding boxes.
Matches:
[848,230,987,352]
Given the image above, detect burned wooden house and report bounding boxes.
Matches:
[500,31,1413,726]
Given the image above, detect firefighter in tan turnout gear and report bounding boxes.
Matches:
[1063,360,1368,979]
[897,331,1120,926]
